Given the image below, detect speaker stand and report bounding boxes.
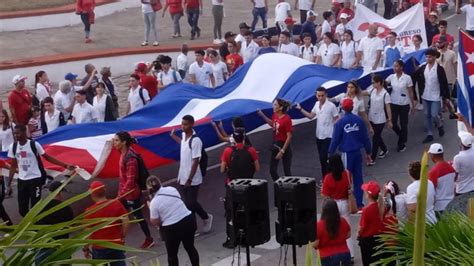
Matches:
[291,243,297,266]
[237,229,252,266]
[246,245,251,266]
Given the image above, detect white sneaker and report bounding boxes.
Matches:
[213,39,222,44]
[416,103,423,111]
[202,214,213,233]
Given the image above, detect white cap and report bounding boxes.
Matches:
[12,75,27,85]
[340,13,350,19]
[306,10,318,18]
[458,131,473,147]
[428,143,444,154]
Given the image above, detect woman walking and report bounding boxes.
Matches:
[257,98,293,181]
[76,0,96,43]
[313,199,351,266]
[163,0,183,38]
[141,0,159,46]
[148,175,199,266]
[93,83,116,122]
[212,0,224,44]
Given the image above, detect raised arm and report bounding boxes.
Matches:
[257,109,273,126]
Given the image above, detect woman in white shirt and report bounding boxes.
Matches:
[332,81,371,134]
[209,50,228,87]
[35,71,52,103]
[316,32,340,67]
[93,83,116,122]
[0,110,14,152]
[339,30,358,69]
[363,75,392,165]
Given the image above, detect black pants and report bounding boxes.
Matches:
[358,236,382,266]
[391,104,409,148]
[270,142,292,181]
[121,199,152,238]
[316,138,331,177]
[383,0,393,19]
[299,9,308,24]
[18,178,43,217]
[186,8,200,36]
[0,178,12,225]
[178,70,186,80]
[162,214,199,266]
[370,122,387,162]
[80,13,91,33]
[181,185,209,220]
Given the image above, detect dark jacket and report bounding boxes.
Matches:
[40,110,66,134]
[104,95,117,121]
[412,63,450,101]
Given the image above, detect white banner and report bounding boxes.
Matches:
[351,3,428,49]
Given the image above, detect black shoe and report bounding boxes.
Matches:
[438,126,445,137]
[422,135,434,144]
[196,28,201,38]
[222,239,235,249]
[397,144,407,152]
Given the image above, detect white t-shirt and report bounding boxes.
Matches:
[298,0,312,10]
[275,2,291,22]
[311,100,338,139]
[177,53,188,72]
[149,186,191,226]
[158,69,182,87]
[340,41,358,69]
[406,180,437,224]
[177,132,203,186]
[212,0,224,5]
[36,83,50,102]
[0,127,14,152]
[317,42,340,67]
[422,63,441,102]
[93,95,107,122]
[453,148,474,194]
[300,45,317,62]
[279,42,300,57]
[189,61,214,87]
[141,1,154,13]
[128,87,150,113]
[44,110,61,133]
[235,34,246,58]
[72,102,97,124]
[335,22,353,39]
[357,36,384,71]
[243,41,260,63]
[460,4,474,31]
[367,87,391,124]
[54,90,74,120]
[321,20,332,35]
[386,73,413,106]
[8,140,45,181]
[395,193,408,223]
[211,61,228,87]
[254,0,266,8]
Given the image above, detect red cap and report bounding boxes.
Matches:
[341,98,354,112]
[89,181,105,195]
[135,63,147,73]
[361,181,380,196]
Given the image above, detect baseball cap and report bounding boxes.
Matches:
[224,31,236,39]
[135,62,147,73]
[307,10,318,18]
[12,75,27,85]
[89,181,105,195]
[64,72,78,81]
[428,143,444,154]
[458,131,473,147]
[361,181,380,196]
[239,22,251,29]
[339,13,350,19]
[341,98,354,112]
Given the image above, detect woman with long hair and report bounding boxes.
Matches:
[93,82,116,122]
[257,98,293,181]
[313,199,351,266]
[339,30,358,69]
[316,32,340,67]
[383,180,408,223]
[35,71,52,104]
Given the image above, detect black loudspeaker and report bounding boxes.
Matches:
[227,179,271,247]
[274,176,317,246]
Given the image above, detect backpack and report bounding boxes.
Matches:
[188,135,208,177]
[123,150,150,190]
[159,70,181,85]
[300,45,315,56]
[228,146,255,179]
[12,140,48,184]
[31,94,40,108]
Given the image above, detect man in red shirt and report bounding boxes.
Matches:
[185,0,202,40]
[8,75,32,125]
[135,63,158,98]
[431,20,454,48]
[83,181,129,265]
[427,143,456,214]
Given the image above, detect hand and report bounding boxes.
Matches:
[66,164,77,171]
[295,103,302,110]
[387,121,393,129]
[185,179,192,187]
[368,126,374,136]
[92,68,98,75]
[456,112,466,122]
[275,150,284,160]
[170,128,175,136]
[257,109,264,116]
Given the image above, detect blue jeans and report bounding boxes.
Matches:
[92,248,126,266]
[186,8,200,36]
[320,252,351,266]
[342,150,363,208]
[251,7,267,31]
[422,99,442,135]
[80,13,91,37]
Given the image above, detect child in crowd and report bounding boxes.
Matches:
[27,106,42,140]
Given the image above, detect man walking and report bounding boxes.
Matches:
[329,98,372,208]
[185,0,202,40]
[295,0,315,24]
[170,115,213,233]
[251,0,268,31]
[296,87,339,177]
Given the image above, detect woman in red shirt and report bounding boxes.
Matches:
[162,0,184,38]
[321,154,354,257]
[314,199,351,266]
[76,0,96,43]
[257,98,293,181]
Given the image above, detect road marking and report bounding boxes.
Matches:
[256,235,281,250]
[211,253,261,266]
[444,13,457,21]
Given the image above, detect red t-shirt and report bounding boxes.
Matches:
[140,75,158,98]
[322,170,350,200]
[431,34,454,46]
[225,53,243,74]
[186,0,200,9]
[316,218,350,258]
[428,161,455,188]
[8,88,32,125]
[85,199,128,249]
[220,143,259,164]
[359,202,382,237]
[272,113,292,142]
[166,0,183,14]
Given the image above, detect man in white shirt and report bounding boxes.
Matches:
[406,161,437,224]
[7,124,75,217]
[176,44,189,80]
[54,80,75,120]
[189,49,216,88]
[453,132,474,195]
[242,30,259,63]
[294,0,315,23]
[127,73,150,115]
[457,0,474,37]
[296,87,338,176]
[157,55,182,91]
[356,24,384,72]
[251,0,268,31]
[170,115,213,233]
[235,23,251,58]
[278,31,299,56]
[275,0,292,34]
[71,90,98,124]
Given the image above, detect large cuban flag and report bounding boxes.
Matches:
[0,52,426,179]
[457,30,474,129]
